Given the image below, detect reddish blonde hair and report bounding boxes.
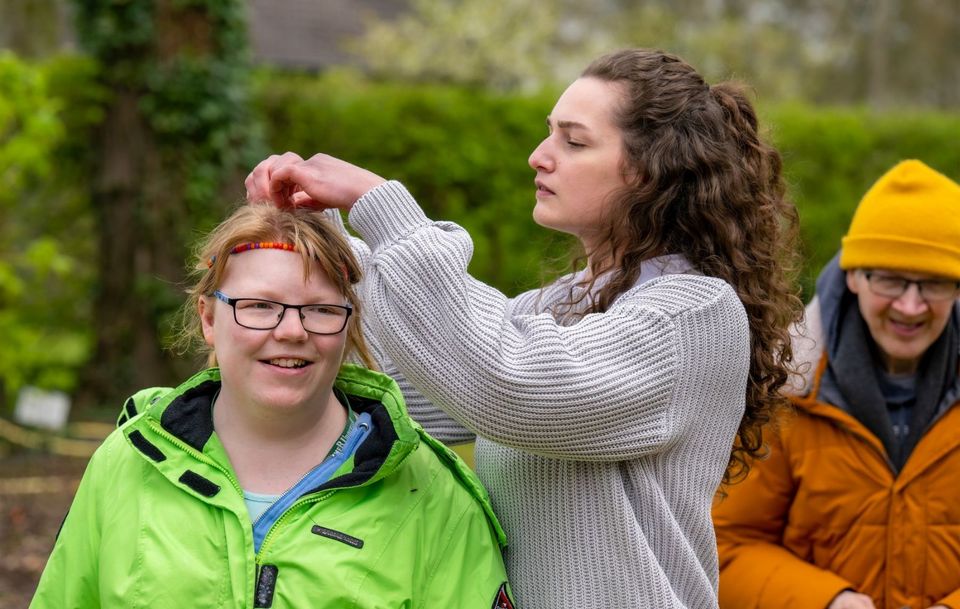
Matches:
[175,204,375,369]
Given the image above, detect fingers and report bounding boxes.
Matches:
[828,591,877,609]
[268,163,320,208]
[290,191,317,207]
[244,151,303,206]
[246,152,386,211]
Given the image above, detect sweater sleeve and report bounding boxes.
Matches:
[324,209,476,444]
[714,428,853,609]
[348,181,748,461]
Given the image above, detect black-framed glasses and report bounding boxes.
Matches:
[862,271,960,302]
[213,291,352,335]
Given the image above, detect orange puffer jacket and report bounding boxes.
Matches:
[714,356,960,609]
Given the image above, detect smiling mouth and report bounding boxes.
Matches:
[889,319,924,333]
[266,358,310,369]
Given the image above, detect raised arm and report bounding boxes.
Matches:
[348,181,748,461]
[246,154,749,461]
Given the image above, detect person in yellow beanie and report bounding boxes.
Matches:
[714,160,960,609]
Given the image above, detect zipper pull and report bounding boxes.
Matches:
[254,564,279,607]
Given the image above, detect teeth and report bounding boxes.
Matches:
[270,358,307,368]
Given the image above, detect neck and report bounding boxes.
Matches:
[582,239,613,273]
[213,387,348,493]
[881,354,919,376]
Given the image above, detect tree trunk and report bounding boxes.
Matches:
[74,1,223,411]
[74,89,177,410]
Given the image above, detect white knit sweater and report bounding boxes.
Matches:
[345,182,750,609]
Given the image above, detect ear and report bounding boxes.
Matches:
[845,270,861,295]
[199,296,216,347]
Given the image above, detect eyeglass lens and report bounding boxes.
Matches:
[234,299,349,334]
[866,273,960,301]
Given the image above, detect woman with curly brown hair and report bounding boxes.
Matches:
[245,48,802,609]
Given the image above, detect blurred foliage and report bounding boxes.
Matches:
[349,0,608,92]
[0,53,104,409]
[65,0,265,410]
[72,0,264,237]
[351,0,960,109]
[2,61,958,413]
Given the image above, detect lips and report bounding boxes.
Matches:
[264,357,311,369]
[535,179,554,195]
[888,318,925,336]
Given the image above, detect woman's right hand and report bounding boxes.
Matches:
[245,152,386,211]
[827,590,877,609]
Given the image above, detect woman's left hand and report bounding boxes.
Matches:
[245,152,386,211]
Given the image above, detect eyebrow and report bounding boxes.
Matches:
[546,116,589,131]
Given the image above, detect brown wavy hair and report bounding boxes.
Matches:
[570,49,802,484]
[173,204,375,370]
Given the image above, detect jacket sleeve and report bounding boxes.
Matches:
[419,499,513,609]
[325,208,475,444]
[29,438,114,609]
[348,181,749,461]
[714,427,853,609]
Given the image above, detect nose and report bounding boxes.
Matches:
[528,137,554,172]
[273,307,308,341]
[891,283,928,316]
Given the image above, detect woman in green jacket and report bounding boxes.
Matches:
[30,204,513,609]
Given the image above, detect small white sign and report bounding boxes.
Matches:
[13,386,71,431]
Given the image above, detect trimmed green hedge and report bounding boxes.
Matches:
[257,71,960,296]
[766,105,960,292]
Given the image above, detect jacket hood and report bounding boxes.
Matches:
[125,364,420,495]
[814,253,853,364]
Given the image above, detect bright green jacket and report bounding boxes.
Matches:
[30,365,513,609]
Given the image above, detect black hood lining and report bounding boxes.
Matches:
[159,380,403,488]
[312,392,402,493]
[160,380,219,451]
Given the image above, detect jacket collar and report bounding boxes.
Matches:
[795,358,960,486]
[140,365,420,490]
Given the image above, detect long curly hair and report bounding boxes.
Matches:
[570,49,802,484]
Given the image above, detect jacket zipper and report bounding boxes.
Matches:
[143,419,245,497]
[256,490,336,561]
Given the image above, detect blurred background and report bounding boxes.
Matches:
[1,0,958,605]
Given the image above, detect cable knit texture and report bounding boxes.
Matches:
[343,181,750,608]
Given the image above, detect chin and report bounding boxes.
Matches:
[254,391,313,411]
[531,206,549,229]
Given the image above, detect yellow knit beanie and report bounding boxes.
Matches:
[840,160,960,279]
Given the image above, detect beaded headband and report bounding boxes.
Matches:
[207,241,350,282]
[207,242,296,268]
